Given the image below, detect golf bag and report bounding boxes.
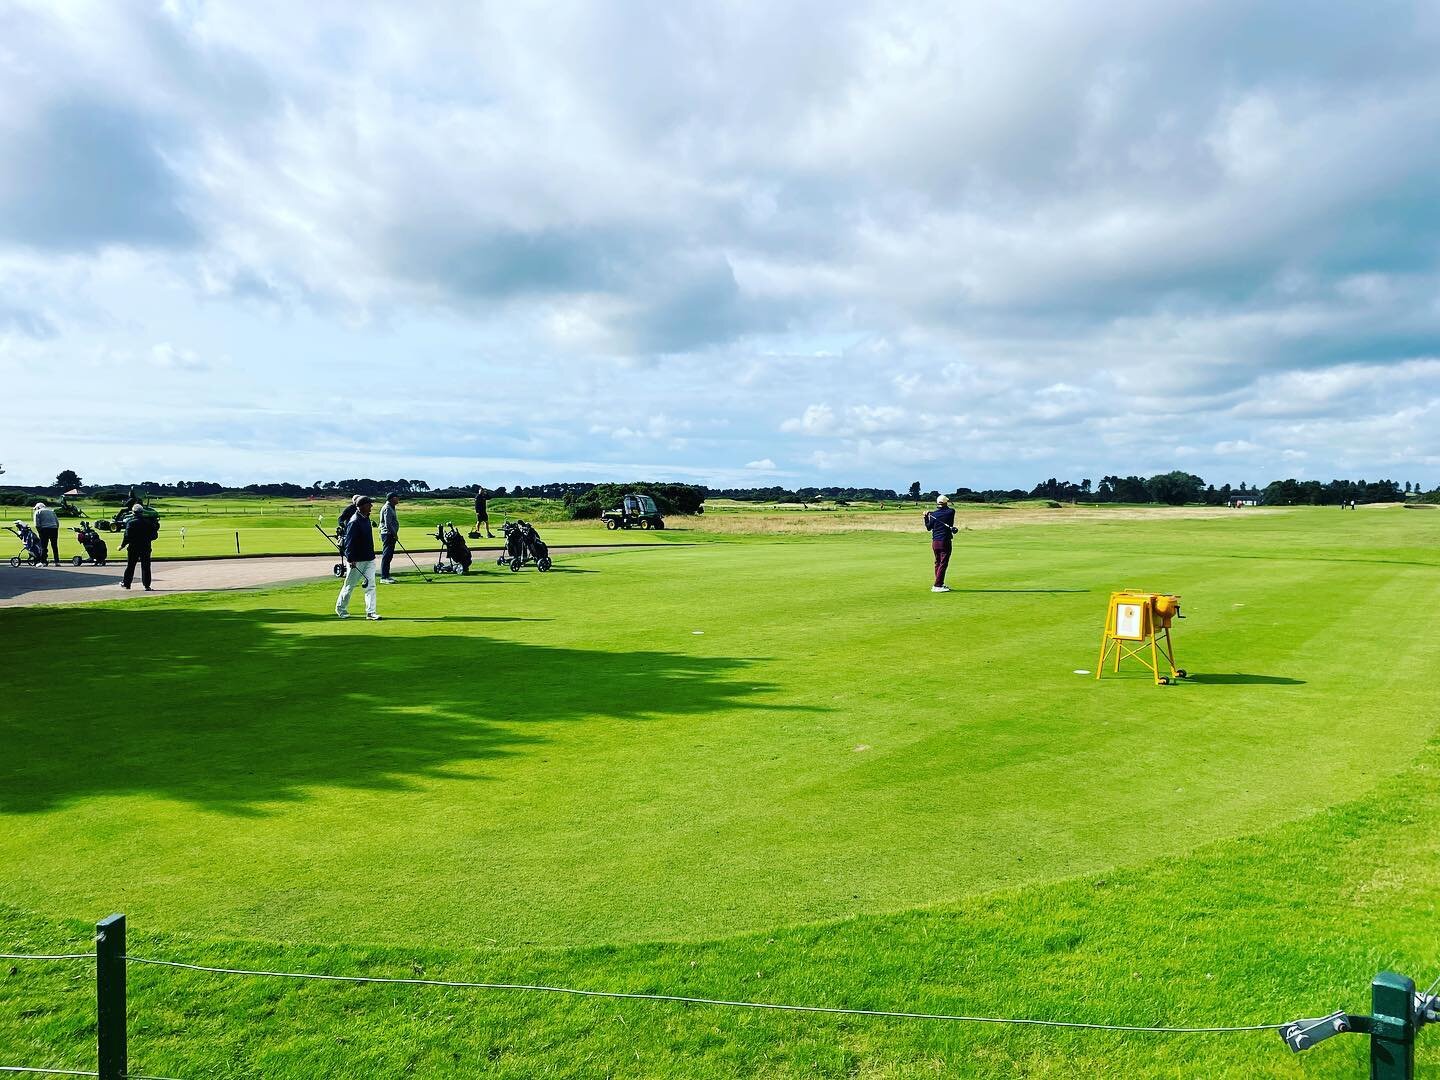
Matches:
[70,521,108,566]
[7,521,43,567]
[497,519,552,572]
[520,521,552,572]
[433,522,472,575]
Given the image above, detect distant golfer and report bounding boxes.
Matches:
[924,494,958,593]
[336,497,380,620]
[379,492,400,584]
[472,485,494,539]
[119,506,156,591]
[32,502,60,566]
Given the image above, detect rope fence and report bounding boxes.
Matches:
[3,916,1435,1079]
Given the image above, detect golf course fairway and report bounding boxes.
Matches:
[3,506,1438,1077]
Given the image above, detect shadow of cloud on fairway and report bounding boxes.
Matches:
[1184,672,1306,686]
[0,606,798,815]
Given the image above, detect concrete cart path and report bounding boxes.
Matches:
[0,547,647,608]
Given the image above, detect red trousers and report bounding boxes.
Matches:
[932,539,951,587]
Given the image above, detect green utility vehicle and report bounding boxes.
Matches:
[602,493,666,530]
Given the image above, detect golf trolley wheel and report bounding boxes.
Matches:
[26,556,37,566]
[1176,669,1188,679]
[333,563,346,578]
[497,555,507,565]
[8,556,18,568]
[1158,676,1172,686]
[72,555,83,566]
[509,557,522,572]
[434,563,444,575]
[538,557,552,572]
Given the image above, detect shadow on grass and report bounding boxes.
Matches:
[1185,672,1306,686]
[950,593,1082,601]
[0,606,801,815]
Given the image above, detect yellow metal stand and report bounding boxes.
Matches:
[1096,591,1185,685]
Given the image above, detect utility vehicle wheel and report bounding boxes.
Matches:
[639,519,650,529]
[72,556,84,566]
[510,557,522,572]
[654,520,665,530]
[605,519,618,530]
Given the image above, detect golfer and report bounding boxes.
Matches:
[336,496,381,620]
[379,492,400,584]
[924,494,957,593]
[119,506,156,590]
[473,485,494,538]
[32,502,60,565]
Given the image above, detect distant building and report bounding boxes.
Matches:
[1229,495,1260,508]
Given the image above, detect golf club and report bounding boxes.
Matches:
[395,537,433,583]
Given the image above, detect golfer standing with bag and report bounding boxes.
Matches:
[924,494,957,593]
[336,496,381,620]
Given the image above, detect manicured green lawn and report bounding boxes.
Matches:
[2,508,1438,1077]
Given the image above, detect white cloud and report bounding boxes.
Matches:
[0,2,1438,487]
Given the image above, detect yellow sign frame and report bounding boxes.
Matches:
[1096,590,1184,685]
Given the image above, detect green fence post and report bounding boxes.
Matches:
[96,913,127,1080]
[1371,971,1415,1080]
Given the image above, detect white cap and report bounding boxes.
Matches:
[936,494,949,505]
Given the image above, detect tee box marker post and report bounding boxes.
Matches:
[1096,591,1185,685]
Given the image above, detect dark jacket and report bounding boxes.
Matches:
[924,506,957,542]
[343,513,376,562]
[121,512,157,550]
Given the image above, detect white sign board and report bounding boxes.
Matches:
[1115,602,1145,640]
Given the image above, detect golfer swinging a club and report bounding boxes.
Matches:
[925,494,958,593]
[336,496,381,621]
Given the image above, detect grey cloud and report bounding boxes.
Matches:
[0,99,196,252]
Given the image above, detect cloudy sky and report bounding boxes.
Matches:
[2,0,1439,490]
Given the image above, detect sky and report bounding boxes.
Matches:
[2,0,1439,491]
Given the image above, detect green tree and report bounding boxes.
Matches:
[54,469,81,490]
[908,481,921,502]
[1145,471,1205,506]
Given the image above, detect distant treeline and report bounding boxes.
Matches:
[0,472,1432,513]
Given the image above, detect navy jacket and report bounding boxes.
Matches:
[343,513,376,562]
[925,506,956,541]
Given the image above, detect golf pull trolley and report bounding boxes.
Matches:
[1096,590,1187,685]
[313,523,348,577]
[7,521,43,567]
[497,519,553,572]
[433,522,473,574]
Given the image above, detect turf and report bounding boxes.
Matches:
[2,507,1438,1076]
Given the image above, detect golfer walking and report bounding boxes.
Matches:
[32,502,60,565]
[925,494,957,593]
[473,485,494,538]
[119,507,156,590]
[379,492,400,584]
[336,496,381,620]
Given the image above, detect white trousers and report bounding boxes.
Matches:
[337,559,377,616]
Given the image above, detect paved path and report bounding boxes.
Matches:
[0,547,652,608]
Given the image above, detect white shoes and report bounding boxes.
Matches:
[931,585,951,593]
[380,577,398,584]
[366,613,382,621]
